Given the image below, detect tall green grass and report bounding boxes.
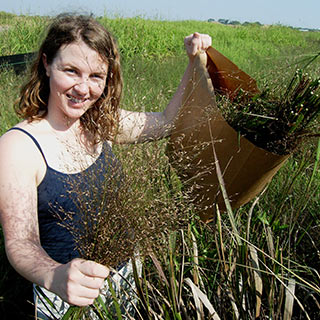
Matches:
[0,13,319,319]
[1,13,320,68]
[0,69,20,133]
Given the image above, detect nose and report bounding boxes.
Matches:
[74,78,90,95]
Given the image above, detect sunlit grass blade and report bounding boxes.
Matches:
[185,278,221,320]
[61,306,85,320]
[106,277,122,320]
[284,278,296,320]
[249,246,263,318]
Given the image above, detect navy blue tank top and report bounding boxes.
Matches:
[9,127,122,264]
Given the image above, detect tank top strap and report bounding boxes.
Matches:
[8,127,49,167]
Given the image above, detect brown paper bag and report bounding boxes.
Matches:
[206,46,260,98]
[167,47,290,223]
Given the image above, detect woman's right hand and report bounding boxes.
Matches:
[50,258,110,306]
[0,131,109,307]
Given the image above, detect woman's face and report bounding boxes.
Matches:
[43,40,108,123]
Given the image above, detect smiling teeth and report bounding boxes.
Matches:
[68,96,84,103]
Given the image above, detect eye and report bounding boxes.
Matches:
[65,68,77,74]
[91,73,105,80]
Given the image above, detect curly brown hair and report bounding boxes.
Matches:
[15,13,123,143]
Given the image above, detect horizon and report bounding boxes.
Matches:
[1,0,320,30]
[1,10,319,32]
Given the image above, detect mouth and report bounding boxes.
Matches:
[67,94,87,104]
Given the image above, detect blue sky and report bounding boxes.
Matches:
[1,0,320,29]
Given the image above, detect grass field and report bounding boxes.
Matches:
[0,12,319,319]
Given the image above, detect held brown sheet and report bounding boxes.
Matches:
[167,47,289,223]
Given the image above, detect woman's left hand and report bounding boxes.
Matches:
[184,32,212,62]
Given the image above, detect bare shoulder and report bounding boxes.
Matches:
[0,122,44,237]
[0,121,44,183]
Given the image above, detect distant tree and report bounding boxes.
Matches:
[242,21,263,27]
[208,18,215,22]
[218,18,229,25]
[229,20,241,25]
[0,11,16,19]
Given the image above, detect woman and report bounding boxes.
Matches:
[0,13,211,318]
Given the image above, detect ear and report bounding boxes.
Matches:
[42,54,50,77]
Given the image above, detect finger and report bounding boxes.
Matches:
[78,287,100,300]
[63,277,101,306]
[184,33,200,56]
[184,33,194,47]
[78,273,106,289]
[202,34,212,49]
[193,32,201,38]
[68,294,97,307]
[191,33,202,54]
[193,33,211,51]
[72,259,109,278]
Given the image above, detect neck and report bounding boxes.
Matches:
[44,115,98,154]
[45,111,81,133]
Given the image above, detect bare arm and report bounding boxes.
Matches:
[0,131,109,306]
[115,32,212,144]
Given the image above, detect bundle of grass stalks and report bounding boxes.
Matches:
[58,141,191,269]
[218,60,320,156]
[42,141,193,318]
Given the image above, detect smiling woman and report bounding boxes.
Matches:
[42,41,109,125]
[15,13,123,146]
[0,12,212,319]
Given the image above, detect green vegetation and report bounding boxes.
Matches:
[0,13,319,319]
[218,67,320,155]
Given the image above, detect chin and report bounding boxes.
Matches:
[66,104,92,117]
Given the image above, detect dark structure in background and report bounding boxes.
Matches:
[0,52,34,74]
